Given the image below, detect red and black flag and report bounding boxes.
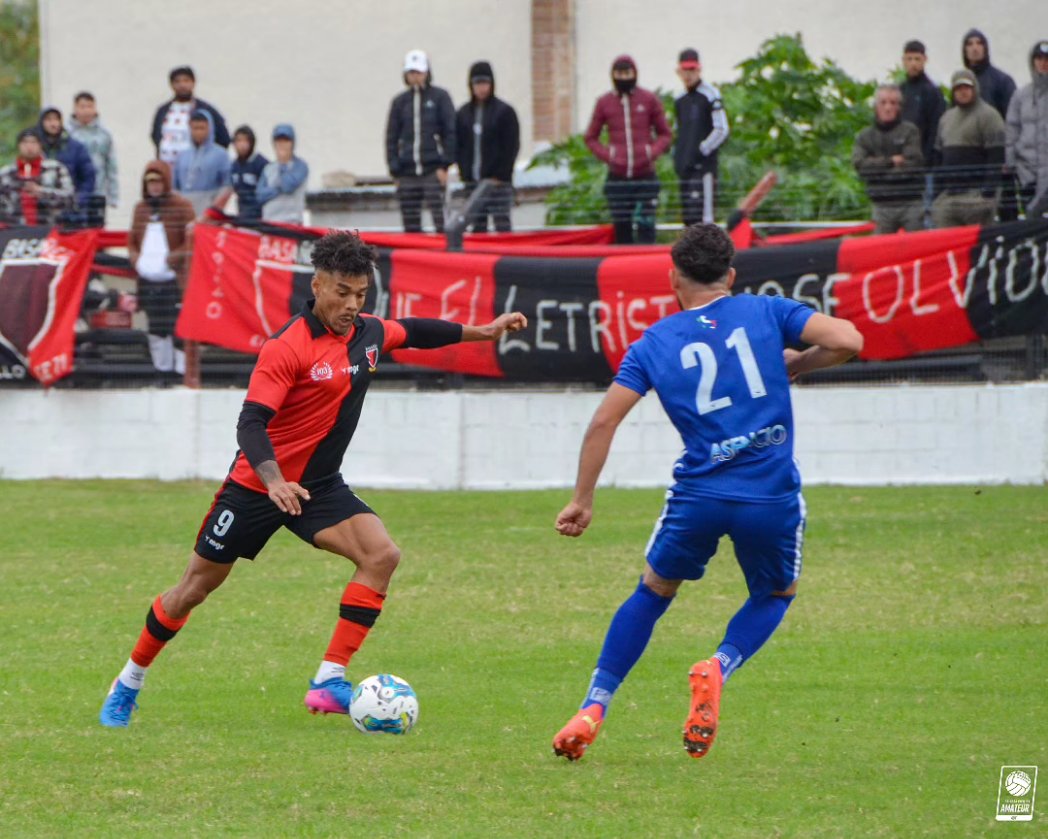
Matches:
[0,226,98,384]
[178,219,1048,381]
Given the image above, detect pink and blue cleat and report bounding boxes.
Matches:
[304,677,353,715]
[100,678,139,728]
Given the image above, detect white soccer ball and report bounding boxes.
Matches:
[1005,771,1032,797]
[350,673,419,735]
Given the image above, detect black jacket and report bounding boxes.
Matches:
[963,28,1017,119]
[455,96,520,183]
[673,82,729,177]
[385,84,457,177]
[151,97,230,152]
[901,73,946,165]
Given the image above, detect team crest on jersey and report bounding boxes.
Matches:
[697,315,717,329]
[365,344,379,372]
[310,360,334,381]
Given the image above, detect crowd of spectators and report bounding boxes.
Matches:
[853,33,1048,233]
[0,32,1045,373]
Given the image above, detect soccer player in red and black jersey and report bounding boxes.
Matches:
[100,231,527,727]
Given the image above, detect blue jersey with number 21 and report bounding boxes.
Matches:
[614,294,815,502]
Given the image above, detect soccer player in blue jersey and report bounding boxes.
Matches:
[551,223,863,761]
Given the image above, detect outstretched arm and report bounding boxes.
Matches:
[390,312,527,350]
[556,383,643,538]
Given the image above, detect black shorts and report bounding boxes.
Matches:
[194,475,374,563]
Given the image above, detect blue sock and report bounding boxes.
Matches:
[715,594,793,683]
[582,578,674,712]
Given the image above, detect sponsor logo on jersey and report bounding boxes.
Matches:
[696,315,717,330]
[710,424,788,462]
[310,360,334,381]
[342,364,359,377]
[365,344,379,372]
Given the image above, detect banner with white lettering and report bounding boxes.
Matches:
[178,219,1048,380]
[0,226,99,385]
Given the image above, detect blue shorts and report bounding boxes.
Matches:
[645,491,806,598]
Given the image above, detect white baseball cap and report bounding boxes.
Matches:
[403,49,429,73]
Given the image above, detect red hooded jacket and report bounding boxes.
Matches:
[584,55,672,179]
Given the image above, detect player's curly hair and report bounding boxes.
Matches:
[311,231,377,280]
[671,223,735,285]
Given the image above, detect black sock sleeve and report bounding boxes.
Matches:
[398,317,465,349]
[236,401,277,467]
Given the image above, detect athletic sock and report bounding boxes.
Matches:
[323,581,385,668]
[583,578,674,712]
[314,661,347,684]
[117,658,147,691]
[127,595,190,679]
[714,594,793,683]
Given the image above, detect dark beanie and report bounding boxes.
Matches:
[904,39,926,55]
[17,127,38,143]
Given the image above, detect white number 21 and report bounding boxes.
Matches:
[679,327,767,415]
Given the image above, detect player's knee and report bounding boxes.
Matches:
[771,579,799,600]
[363,542,401,578]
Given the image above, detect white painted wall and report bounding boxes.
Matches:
[3,384,1046,486]
[38,0,1046,230]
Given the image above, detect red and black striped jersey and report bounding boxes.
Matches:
[229,302,408,493]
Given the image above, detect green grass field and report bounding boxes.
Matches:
[1,481,1045,837]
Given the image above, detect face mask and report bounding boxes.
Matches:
[614,78,637,94]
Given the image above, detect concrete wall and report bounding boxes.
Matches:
[38,0,1045,229]
[3,384,1046,486]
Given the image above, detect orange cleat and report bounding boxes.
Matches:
[552,703,605,762]
[683,658,723,759]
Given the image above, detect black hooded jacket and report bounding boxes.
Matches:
[901,72,946,165]
[454,62,520,183]
[963,28,1017,119]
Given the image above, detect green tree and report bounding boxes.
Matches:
[0,0,40,163]
[532,33,879,225]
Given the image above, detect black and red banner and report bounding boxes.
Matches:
[177,219,1048,381]
[0,226,98,384]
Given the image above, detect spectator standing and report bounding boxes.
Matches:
[68,92,118,227]
[225,126,269,222]
[932,70,1006,228]
[173,111,232,218]
[1005,40,1048,218]
[585,55,672,244]
[852,84,924,233]
[900,40,946,225]
[128,161,195,376]
[385,50,457,233]
[674,48,729,225]
[0,129,74,225]
[151,66,231,165]
[35,106,95,226]
[256,124,309,225]
[454,61,520,232]
[962,29,1017,119]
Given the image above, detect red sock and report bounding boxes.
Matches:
[130,595,190,668]
[324,582,386,666]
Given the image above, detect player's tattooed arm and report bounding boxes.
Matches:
[256,460,311,516]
